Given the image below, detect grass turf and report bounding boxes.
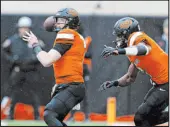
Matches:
[1,120,168,126]
[1,120,107,126]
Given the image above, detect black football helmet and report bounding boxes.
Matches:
[112,17,140,48]
[53,8,80,32]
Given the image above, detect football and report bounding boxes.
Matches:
[43,16,56,32]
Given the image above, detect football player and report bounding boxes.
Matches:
[23,8,86,126]
[1,16,43,120]
[99,17,169,126]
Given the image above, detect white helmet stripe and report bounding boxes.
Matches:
[129,32,143,46]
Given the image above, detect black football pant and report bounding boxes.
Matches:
[44,83,85,126]
[134,82,169,126]
[3,67,40,120]
[69,64,90,120]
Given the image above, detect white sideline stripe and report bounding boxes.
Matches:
[129,32,143,46]
[56,33,74,40]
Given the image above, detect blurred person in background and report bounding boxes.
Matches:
[22,8,86,126]
[99,17,168,126]
[155,18,168,54]
[1,16,45,120]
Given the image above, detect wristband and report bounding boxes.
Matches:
[117,48,126,54]
[32,43,42,55]
[111,80,119,87]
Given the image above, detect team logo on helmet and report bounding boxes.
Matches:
[119,19,133,29]
[68,9,78,17]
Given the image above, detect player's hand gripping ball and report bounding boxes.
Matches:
[43,16,56,32]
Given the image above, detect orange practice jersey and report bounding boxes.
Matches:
[53,28,86,84]
[127,32,168,84]
[84,36,92,70]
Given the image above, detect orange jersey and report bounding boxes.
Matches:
[53,28,86,84]
[83,36,92,70]
[84,36,92,52]
[127,32,168,84]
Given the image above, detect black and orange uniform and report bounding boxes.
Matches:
[128,31,168,84]
[44,28,86,126]
[66,24,92,119]
[84,36,92,74]
[53,28,86,84]
[101,17,169,126]
[78,24,92,76]
[77,25,92,117]
[127,31,169,126]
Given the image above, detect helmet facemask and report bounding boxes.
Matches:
[112,31,128,48]
[53,17,69,32]
[52,8,80,32]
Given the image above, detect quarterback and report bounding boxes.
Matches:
[23,8,86,126]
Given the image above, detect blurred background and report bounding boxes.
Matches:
[1,1,169,126]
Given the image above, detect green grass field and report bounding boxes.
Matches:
[1,120,168,126]
[1,120,107,126]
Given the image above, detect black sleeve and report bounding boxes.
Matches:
[85,51,92,58]
[53,43,72,56]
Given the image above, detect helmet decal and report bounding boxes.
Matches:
[119,19,133,29]
[68,9,78,17]
[112,17,140,48]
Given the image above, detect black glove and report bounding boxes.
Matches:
[98,80,119,91]
[101,45,118,58]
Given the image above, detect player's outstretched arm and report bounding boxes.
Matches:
[118,43,151,56]
[101,43,151,58]
[22,31,62,67]
[99,63,138,91]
